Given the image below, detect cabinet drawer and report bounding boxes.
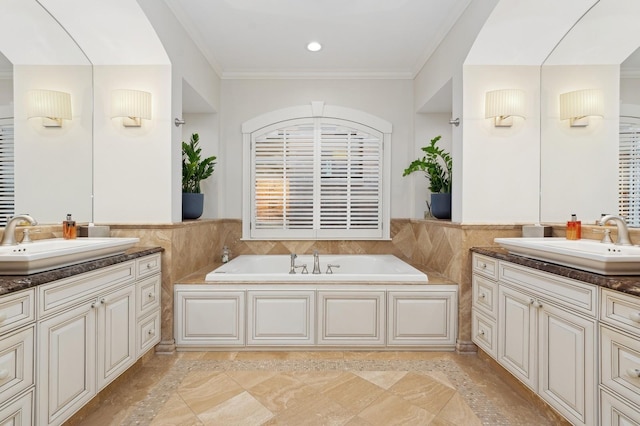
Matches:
[137,310,160,358]
[499,262,597,317]
[472,274,498,318]
[136,253,161,279]
[0,326,34,405]
[600,325,640,403]
[600,388,640,426]
[472,308,497,359]
[0,389,33,426]
[136,275,161,318]
[601,288,640,337]
[0,289,35,335]
[39,261,135,317]
[472,254,498,280]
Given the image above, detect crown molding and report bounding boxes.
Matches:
[221,71,414,80]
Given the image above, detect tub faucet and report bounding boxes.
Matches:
[1,214,37,246]
[289,253,297,274]
[598,214,632,246]
[312,250,321,274]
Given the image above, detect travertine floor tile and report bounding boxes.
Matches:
[177,372,243,414]
[357,393,434,426]
[248,373,318,413]
[226,370,277,388]
[150,394,202,426]
[437,393,482,425]
[196,391,274,425]
[389,372,456,414]
[264,392,355,425]
[352,370,407,390]
[321,374,386,412]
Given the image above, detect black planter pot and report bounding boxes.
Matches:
[430,192,451,219]
[182,192,204,220]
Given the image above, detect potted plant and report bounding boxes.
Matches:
[403,135,452,219]
[182,133,217,220]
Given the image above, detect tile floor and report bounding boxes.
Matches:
[68,351,568,426]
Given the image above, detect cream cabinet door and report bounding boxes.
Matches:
[0,389,33,426]
[498,285,537,391]
[317,291,385,346]
[97,284,136,390]
[247,291,315,346]
[38,301,96,426]
[538,301,596,426]
[175,290,245,347]
[387,291,456,347]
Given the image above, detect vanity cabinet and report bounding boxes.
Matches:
[472,253,598,426]
[599,288,640,425]
[34,252,161,426]
[0,288,35,426]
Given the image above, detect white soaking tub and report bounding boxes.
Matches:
[205,254,428,283]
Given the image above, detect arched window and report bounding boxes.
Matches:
[242,103,391,240]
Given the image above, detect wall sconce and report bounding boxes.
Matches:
[111,89,151,127]
[559,89,603,127]
[26,89,72,127]
[484,89,526,127]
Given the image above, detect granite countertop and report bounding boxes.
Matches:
[177,260,456,286]
[0,246,163,296]
[472,247,640,298]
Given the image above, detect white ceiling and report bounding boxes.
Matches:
[164,0,472,79]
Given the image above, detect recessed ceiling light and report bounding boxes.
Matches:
[307,41,322,52]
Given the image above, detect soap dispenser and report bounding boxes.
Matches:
[63,214,77,240]
[566,214,581,240]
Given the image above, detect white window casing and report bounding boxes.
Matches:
[242,103,391,240]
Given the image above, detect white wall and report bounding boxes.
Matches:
[540,65,619,223]
[93,65,173,223]
[219,78,414,219]
[14,65,93,223]
[461,65,540,224]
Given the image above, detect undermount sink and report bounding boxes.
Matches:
[0,237,140,275]
[494,237,640,275]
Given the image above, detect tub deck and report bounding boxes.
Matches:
[178,261,455,286]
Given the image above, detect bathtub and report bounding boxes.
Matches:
[205,254,428,283]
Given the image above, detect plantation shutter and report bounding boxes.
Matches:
[252,120,316,239]
[619,118,640,227]
[0,119,14,226]
[251,118,384,239]
[317,121,382,239]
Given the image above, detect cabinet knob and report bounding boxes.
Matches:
[479,293,487,299]
[0,369,9,380]
[90,300,98,309]
[629,312,640,323]
[148,328,155,336]
[147,292,155,299]
[0,312,7,323]
[100,298,107,305]
[626,368,640,378]
[146,263,152,269]
[478,329,485,336]
[480,263,487,269]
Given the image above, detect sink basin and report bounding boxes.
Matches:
[0,237,139,275]
[494,237,640,275]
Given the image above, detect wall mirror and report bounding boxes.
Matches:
[540,0,640,226]
[0,0,93,226]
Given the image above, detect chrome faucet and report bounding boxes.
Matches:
[598,214,632,246]
[1,214,37,246]
[289,253,298,274]
[312,250,321,274]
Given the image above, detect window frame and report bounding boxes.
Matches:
[242,102,391,240]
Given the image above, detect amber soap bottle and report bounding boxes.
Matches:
[566,214,581,240]
[63,214,77,240]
